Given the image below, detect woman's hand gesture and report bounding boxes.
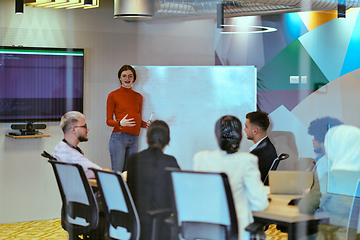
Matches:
[119,114,136,127]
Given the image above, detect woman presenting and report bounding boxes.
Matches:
[106,65,148,172]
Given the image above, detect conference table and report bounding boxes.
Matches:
[252,193,328,240]
[88,171,126,188]
[89,179,97,187]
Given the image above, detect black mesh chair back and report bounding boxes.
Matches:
[48,160,99,240]
[170,170,238,240]
[264,153,289,185]
[92,169,140,240]
[347,179,360,240]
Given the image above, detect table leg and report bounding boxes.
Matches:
[288,223,295,240]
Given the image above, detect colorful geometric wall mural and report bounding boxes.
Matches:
[215,9,360,113]
[215,10,360,168]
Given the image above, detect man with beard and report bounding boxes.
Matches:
[52,111,102,179]
[244,111,277,185]
[52,111,107,240]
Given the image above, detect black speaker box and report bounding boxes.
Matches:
[11,123,47,130]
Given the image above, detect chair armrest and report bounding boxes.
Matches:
[109,210,130,229]
[245,222,267,234]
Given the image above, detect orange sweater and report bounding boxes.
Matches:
[106,87,147,135]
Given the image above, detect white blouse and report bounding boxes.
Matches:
[193,149,269,240]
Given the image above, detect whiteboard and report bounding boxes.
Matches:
[133,66,256,170]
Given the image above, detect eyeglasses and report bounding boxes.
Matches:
[121,74,134,79]
[73,124,88,129]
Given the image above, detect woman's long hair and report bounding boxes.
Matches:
[215,115,242,154]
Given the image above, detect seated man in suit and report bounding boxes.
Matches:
[244,111,277,185]
[127,120,180,240]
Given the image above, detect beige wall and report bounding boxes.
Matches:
[0,0,214,223]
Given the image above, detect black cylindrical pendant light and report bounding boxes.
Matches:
[15,0,24,14]
[84,0,92,6]
[338,3,346,18]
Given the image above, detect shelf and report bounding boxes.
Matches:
[5,134,50,139]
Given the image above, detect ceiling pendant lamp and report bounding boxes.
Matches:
[25,0,64,7]
[50,0,83,9]
[68,0,99,9]
[338,3,346,18]
[24,0,99,9]
[114,0,154,19]
[15,0,24,14]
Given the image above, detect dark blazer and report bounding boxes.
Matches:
[251,136,277,185]
[127,147,180,240]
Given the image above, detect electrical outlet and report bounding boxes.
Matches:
[301,76,307,84]
[290,76,299,84]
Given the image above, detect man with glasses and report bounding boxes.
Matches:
[52,111,103,179]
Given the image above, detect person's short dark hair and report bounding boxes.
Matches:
[215,115,242,154]
[147,120,170,148]
[308,117,342,143]
[118,65,137,83]
[246,111,270,131]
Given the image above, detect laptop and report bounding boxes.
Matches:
[269,171,313,195]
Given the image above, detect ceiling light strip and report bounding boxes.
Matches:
[24,0,98,8]
[220,25,277,33]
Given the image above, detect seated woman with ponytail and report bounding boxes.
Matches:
[193,115,269,240]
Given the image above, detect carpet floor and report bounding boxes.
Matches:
[0,220,287,239]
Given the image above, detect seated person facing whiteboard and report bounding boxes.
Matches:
[244,111,277,184]
[52,111,103,179]
[193,115,269,240]
[127,120,180,240]
[298,125,360,239]
[106,65,150,173]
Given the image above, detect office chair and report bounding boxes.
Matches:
[346,179,360,240]
[48,160,100,240]
[169,170,239,240]
[92,169,140,240]
[263,153,289,185]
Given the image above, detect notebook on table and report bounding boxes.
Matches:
[269,171,313,195]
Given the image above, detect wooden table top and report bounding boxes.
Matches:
[88,171,127,188]
[252,193,320,223]
[88,178,97,187]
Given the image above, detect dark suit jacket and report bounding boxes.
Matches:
[127,147,180,240]
[250,136,277,185]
